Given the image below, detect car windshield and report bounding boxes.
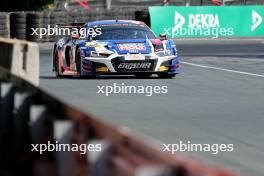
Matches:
[91,25,156,40]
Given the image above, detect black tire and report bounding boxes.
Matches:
[10,19,27,24]
[27,19,42,24]
[54,51,61,78]
[10,13,27,39]
[11,29,26,39]
[75,48,82,77]
[135,73,152,78]
[10,23,26,29]
[27,13,43,24]
[50,13,58,24]
[75,48,95,79]
[11,33,26,40]
[10,13,26,18]
[42,13,50,42]
[27,13,43,19]
[27,23,42,28]
[26,13,43,41]
[158,73,176,79]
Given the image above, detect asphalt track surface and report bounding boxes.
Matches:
[39,39,264,176]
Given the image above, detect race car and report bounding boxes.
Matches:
[52,20,179,78]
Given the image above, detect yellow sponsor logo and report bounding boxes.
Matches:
[96,67,108,72]
[85,42,92,47]
[159,66,169,71]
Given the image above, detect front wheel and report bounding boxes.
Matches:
[135,73,152,78]
[75,48,95,79]
[158,73,176,79]
[75,48,82,77]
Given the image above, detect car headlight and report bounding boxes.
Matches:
[90,51,112,58]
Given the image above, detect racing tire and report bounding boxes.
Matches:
[158,73,176,79]
[75,48,82,78]
[10,13,27,39]
[135,73,152,78]
[54,52,61,78]
[11,23,26,29]
[75,48,96,79]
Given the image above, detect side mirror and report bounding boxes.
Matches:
[71,34,80,40]
[159,33,167,40]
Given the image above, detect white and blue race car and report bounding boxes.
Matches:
[52,20,179,78]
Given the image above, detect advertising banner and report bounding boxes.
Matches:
[149,6,264,38]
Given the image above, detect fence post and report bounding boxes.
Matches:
[54,121,74,176]
[13,91,32,175]
[0,82,15,175]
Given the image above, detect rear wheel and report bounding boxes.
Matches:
[54,52,60,78]
[158,73,176,79]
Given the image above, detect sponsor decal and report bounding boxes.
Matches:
[251,10,262,31]
[167,11,233,38]
[85,42,93,46]
[94,45,106,51]
[118,43,146,51]
[118,62,151,70]
[150,6,264,37]
[124,54,145,60]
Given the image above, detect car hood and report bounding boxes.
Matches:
[96,39,153,54]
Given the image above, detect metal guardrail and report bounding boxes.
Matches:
[0,66,237,176]
[0,39,238,176]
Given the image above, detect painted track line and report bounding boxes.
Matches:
[181,61,264,78]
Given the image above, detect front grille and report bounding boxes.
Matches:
[112,60,156,72]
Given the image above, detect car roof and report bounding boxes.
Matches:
[87,20,146,27]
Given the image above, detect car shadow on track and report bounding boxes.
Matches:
[40,75,172,80]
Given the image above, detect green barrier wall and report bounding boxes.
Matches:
[149,6,264,38]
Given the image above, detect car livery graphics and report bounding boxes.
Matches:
[52,20,179,78]
[118,43,146,51]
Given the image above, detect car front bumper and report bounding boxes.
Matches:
[82,53,179,74]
